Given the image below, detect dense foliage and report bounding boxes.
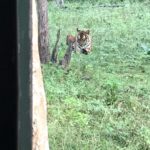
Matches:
[44,1,150,149]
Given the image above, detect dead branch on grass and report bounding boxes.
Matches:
[51,29,73,69]
[51,29,60,63]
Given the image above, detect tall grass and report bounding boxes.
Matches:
[43,1,150,149]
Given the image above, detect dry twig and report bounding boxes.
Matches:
[51,29,61,63]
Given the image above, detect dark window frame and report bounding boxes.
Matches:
[17,0,32,149]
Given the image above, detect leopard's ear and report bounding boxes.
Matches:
[77,28,80,32]
[86,30,90,34]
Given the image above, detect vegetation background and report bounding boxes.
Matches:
[43,0,150,149]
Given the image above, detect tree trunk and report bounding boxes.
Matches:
[32,0,49,149]
[38,0,50,64]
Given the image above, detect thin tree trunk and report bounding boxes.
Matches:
[38,0,50,64]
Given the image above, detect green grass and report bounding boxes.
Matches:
[43,1,150,149]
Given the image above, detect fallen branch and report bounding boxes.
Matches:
[98,4,125,8]
[50,29,73,69]
[61,4,125,10]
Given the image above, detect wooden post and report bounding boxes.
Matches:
[32,0,49,149]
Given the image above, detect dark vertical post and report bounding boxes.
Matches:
[0,1,17,150]
[17,0,32,149]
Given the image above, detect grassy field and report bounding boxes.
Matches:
[43,1,150,149]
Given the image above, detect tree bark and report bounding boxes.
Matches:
[38,0,50,64]
[32,0,49,149]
